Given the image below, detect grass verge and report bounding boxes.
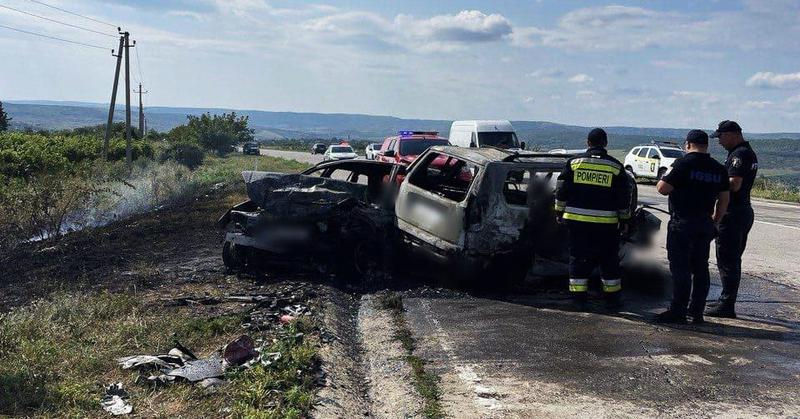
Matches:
[376,293,445,419]
[194,154,311,187]
[751,177,800,203]
[0,291,320,418]
[228,318,319,418]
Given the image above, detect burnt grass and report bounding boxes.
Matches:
[0,184,244,311]
[0,184,326,417]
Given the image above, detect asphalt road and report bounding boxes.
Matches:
[259,147,800,417]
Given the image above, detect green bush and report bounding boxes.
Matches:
[159,141,205,169]
[167,112,254,155]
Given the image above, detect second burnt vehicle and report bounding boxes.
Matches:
[394,146,661,285]
[218,159,404,277]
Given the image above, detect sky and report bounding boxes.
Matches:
[1,0,799,132]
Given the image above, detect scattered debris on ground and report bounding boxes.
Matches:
[100,383,132,416]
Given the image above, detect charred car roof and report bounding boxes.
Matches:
[423,145,576,166]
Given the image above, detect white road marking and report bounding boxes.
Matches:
[754,220,800,231]
[420,299,504,412]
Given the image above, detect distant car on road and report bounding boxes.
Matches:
[377,131,449,166]
[311,143,327,154]
[242,142,260,155]
[623,141,685,180]
[365,143,382,160]
[324,144,358,161]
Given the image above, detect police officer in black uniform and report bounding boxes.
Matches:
[654,130,730,324]
[706,120,758,319]
[555,128,632,310]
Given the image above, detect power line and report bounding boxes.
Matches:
[0,23,110,49]
[134,42,144,84]
[0,4,117,38]
[22,0,117,29]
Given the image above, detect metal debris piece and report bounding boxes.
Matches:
[117,355,181,371]
[101,383,132,416]
[223,335,258,366]
[166,357,225,382]
[172,340,198,361]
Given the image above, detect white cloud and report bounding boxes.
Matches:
[399,10,512,44]
[525,68,563,83]
[511,3,800,52]
[744,100,774,109]
[301,9,513,53]
[523,96,535,103]
[788,94,800,104]
[568,74,593,83]
[576,90,598,98]
[746,72,800,89]
[512,6,702,51]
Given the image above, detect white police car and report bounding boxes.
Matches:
[623,141,685,180]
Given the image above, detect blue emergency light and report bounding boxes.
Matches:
[398,130,438,138]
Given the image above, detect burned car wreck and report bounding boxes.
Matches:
[218,159,402,276]
[394,146,660,285]
[219,146,660,286]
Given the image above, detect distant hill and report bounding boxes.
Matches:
[6,101,800,151]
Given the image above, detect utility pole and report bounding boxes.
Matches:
[103,34,124,160]
[134,83,148,136]
[123,32,132,169]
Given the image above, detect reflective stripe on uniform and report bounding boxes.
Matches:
[563,213,619,224]
[564,207,618,217]
[563,206,619,224]
[570,158,621,175]
[554,200,566,211]
[569,278,588,292]
[602,279,621,293]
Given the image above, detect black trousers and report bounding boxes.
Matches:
[567,221,621,293]
[716,206,755,306]
[666,217,716,315]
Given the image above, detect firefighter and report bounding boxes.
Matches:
[706,120,758,318]
[555,128,632,309]
[654,130,729,324]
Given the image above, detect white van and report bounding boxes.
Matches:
[448,120,522,150]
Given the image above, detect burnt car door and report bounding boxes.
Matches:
[395,151,480,248]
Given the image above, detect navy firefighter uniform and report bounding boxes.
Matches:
[555,128,632,303]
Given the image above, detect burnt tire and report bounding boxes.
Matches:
[222,241,245,270]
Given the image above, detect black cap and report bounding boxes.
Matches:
[587,128,608,146]
[686,129,708,145]
[710,120,742,138]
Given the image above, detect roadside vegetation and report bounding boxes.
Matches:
[0,291,320,417]
[377,293,445,419]
[751,176,800,203]
[0,112,309,255]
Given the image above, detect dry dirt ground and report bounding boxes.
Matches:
[0,184,428,418]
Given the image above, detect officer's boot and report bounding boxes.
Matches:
[605,292,623,311]
[572,292,588,311]
[654,308,687,324]
[705,302,736,319]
